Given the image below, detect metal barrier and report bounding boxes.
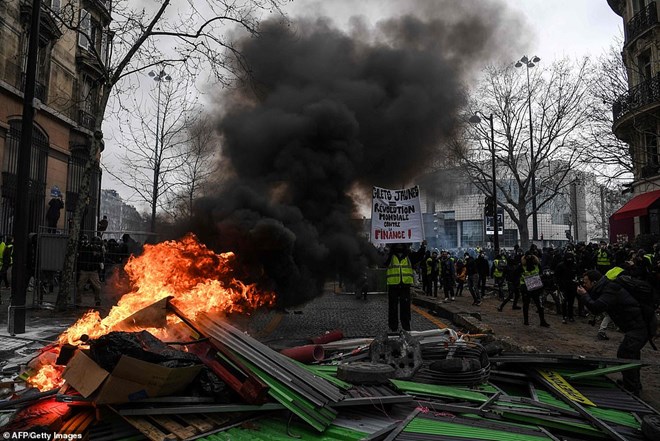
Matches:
[29,226,157,307]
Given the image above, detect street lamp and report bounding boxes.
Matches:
[147,69,171,233]
[469,111,499,253]
[515,55,540,242]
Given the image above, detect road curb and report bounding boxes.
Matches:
[412,291,524,353]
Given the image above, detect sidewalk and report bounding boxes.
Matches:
[411,284,660,411]
[0,286,92,373]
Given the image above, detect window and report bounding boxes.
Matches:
[1,121,49,234]
[501,229,519,248]
[100,31,108,65]
[638,51,652,83]
[461,220,484,247]
[78,9,91,50]
[633,0,649,14]
[49,0,61,14]
[645,132,659,167]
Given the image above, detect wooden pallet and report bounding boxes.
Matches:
[58,409,97,435]
[121,412,236,441]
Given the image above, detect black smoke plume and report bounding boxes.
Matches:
[186,2,525,306]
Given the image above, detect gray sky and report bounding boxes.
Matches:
[100,0,623,212]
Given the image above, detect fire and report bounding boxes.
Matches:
[27,364,65,391]
[29,234,276,391]
[59,234,276,345]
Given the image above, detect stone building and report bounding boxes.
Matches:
[607,0,660,240]
[0,0,109,235]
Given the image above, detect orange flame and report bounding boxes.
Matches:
[29,234,275,391]
[27,364,65,391]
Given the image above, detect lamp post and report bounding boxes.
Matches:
[147,69,171,233]
[515,55,540,242]
[469,112,499,253]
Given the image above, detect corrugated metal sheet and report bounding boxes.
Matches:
[197,417,366,441]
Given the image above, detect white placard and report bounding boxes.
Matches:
[371,186,424,244]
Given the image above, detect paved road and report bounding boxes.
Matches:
[230,283,448,345]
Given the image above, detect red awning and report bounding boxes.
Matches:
[610,189,660,221]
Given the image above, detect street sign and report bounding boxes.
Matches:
[485,207,504,235]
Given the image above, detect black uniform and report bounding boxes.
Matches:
[581,276,649,395]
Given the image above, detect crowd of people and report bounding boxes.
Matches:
[384,239,660,396]
[74,232,140,306]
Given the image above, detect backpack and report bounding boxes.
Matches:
[615,275,659,350]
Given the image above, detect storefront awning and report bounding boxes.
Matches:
[610,189,660,221]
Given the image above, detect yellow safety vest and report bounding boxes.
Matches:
[520,265,540,286]
[387,255,414,286]
[596,250,611,267]
[605,266,624,281]
[426,257,434,275]
[493,259,506,278]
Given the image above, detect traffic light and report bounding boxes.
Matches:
[484,196,494,217]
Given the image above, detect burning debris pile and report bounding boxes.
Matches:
[1,236,658,441]
[3,310,660,440]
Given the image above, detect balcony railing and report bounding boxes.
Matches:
[20,72,47,103]
[626,1,658,42]
[613,73,660,121]
[79,109,96,130]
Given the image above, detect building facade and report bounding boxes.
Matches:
[0,0,109,236]
[608,0,660,240]
[418,168,592,252]
[99,189,149,237]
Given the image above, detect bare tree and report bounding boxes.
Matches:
[105,69,195,233]
[163,114,220,221]
[582,36,633,183]
[47,0,287,310]
[462,58,593,249]
[584,182,631,240]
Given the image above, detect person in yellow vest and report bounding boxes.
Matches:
[385,241,426,332]
[491,252,507,301]
[520,251,550,327]
[0,235,13,289]
[596,241,612,275]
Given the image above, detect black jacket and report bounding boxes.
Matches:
[465,257,477,276]
[554,258,578,289]
[476,255,490,277]
[582,277,645,334]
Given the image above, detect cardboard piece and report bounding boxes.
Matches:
[63,351,202,404]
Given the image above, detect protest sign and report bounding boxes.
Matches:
[371,186,424,244]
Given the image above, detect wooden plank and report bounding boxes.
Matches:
[149,415,198,440]
[123,416,176,441]
[67,411,95,434]
[201,412,233,426]
[184,414,215,432]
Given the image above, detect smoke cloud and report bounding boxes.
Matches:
[187,1,526,306]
